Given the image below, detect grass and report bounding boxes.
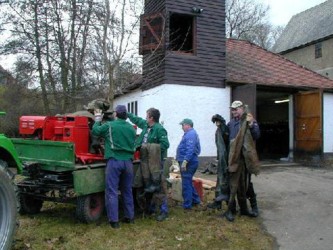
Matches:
[13,198,275,250]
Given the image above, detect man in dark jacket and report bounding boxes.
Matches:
[207,114,230,209]
[92,105,136,229]
[127,108,170,221]
[224,100,260,222]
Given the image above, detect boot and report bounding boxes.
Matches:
[156,213,168,221]
[200,167,209,174]
[110,221,120,229]
[207,200,222,209]
[249,197,259,217]
[144,180,161,193]
[228,200,237,214]
[239,198,255,217]
[145,169,162,193]
[215,193,229,202]
[223,210,235,222]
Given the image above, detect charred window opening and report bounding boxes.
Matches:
[169,13,195,53]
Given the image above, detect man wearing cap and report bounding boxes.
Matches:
[92,105,136,229]
[176,118,203,211]
[223,100,260,222]
[127,108,170,222]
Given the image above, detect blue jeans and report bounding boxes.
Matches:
[105,158,134,222]
[180,160,201,209]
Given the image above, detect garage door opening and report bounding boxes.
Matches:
[256,90,291,160]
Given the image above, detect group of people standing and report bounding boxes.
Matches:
[91,100,260,228]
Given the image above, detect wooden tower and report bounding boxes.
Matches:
[139,0,226,89]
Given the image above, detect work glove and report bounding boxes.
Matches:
[246,113,254,127]
[94,109,103,122]
[180,160,188,172]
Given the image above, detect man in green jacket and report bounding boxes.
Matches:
[92,105,136,229]
[127,108,170,221]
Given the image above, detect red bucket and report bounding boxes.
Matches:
[192,179,204,201]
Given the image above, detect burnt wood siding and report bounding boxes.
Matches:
[142,0,226,90]
[142,1,166,89]
[144,0,165,13]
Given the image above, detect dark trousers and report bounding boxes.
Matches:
[228,158,248,211]
[139,143,168,214]
[246,174,256,200]
[105,158,134,223]
[215,161,230,198]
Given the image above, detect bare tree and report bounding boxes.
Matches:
[0,0,142,113]
[226,0,283,50]
[90,0,142,104]
[226,0,269,38]
[242,23,285,50]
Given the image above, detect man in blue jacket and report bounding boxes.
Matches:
[176,118,204,211]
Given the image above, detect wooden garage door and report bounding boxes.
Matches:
[295,90,322,153]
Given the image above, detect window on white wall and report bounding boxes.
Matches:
[127,101,138,115]
[315,42,322,59]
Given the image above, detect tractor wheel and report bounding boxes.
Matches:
[0,163,18,250]
[76,192,104,223]
[19,194,43,215]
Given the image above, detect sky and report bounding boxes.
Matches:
[260,0,327,26]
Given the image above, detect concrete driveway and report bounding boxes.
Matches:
[253,164,333,250]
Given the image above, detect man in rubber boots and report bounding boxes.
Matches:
[207,114,230,210]
[127,108,170,221]
[92,105,136,229]
[223,101,260,222]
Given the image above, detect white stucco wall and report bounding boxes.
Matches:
[114,84,231,158]
[323,93,333,153]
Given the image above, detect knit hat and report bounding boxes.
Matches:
[115,105,127,113]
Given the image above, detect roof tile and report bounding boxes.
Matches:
[226,39,333,89]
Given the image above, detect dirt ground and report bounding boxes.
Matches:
[197,162,333,250]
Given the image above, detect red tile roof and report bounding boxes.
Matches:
[226,39,333,89]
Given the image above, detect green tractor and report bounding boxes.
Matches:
[0,111,22,250]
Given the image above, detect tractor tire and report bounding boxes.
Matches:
[19,195,43,215]
[76,192,104,223]
[0,163,18,250]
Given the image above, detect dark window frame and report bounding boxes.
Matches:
[139,12,165,55]
[315,42,322,59]
[127,101,138,115]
